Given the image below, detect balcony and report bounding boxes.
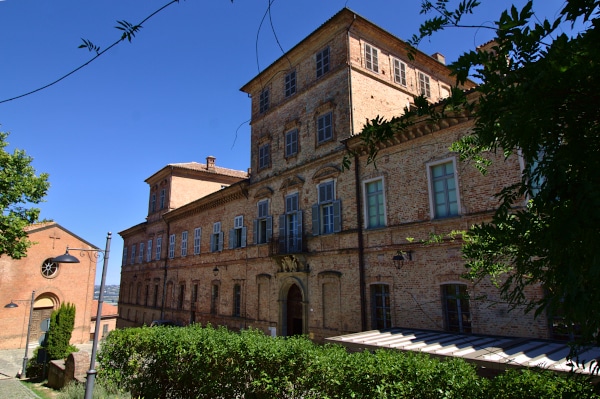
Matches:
[269,234,309,274]
[269,233,308,256]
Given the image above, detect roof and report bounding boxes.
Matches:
[91,300,119,318]
[24,221,99,250]
[326,328,600,377]
[169,162,248,179]
[145,162,248,184]
[241,8,464,93]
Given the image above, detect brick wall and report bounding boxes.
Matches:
[0,223,95,350]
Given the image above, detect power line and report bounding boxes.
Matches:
[0,0,180,105]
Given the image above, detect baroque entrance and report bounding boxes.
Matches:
[286,284,303,336]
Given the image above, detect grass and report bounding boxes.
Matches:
[20,379,59,399]
[20,378,131,399]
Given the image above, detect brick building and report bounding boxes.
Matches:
[0,222,96,350]
[117,9,552,342]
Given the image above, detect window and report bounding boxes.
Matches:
[159,189,166,209]
[181,231,188,257]
[371,284,391,329]
[193,227,201,255]
[393,58,407,86]
[155,237,162,260]
[258,143,270,170]
[442,284,472,333]
[233,284,241,317]
[317,112,333,144]
[316,46,330,78]
[139,242,145,263]
[102,323,109,338]
[131,244,136,264]
[41,258,59,278]
[177,284,185,310]
[259,88,270,113]
[312,180,341,235]
[279,193,303,253]
[428,160,459,219]
[528,149,545,197]
[192,284,198,304]
[168,234,175,259]
[122,247,127,266]
[146,239,152,262]
[254,200,273,245]
[365,179,386,228]
[418,71,431,97]
[150,193,156,213]
[153,284,159,307]
[365,43,379,73]
[285,70,296,97]
[144,285,149,306]
[285,129,298,157]
[211,222,223,252]
[211,284,219,314]
[229,215,247,249]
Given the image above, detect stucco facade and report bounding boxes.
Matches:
[117,9,552,342]
[0,222,97,350]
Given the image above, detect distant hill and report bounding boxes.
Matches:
[94,284,120,304]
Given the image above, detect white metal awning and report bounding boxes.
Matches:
[325,328,600,378]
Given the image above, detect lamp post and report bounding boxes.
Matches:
[52,232,111,399]
[4,290,36,378]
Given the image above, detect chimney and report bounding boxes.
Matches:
[206,156,216,171]
[431,52,446,65]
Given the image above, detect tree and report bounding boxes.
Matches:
[45,302,77,360]
[0,131,50,258]
[350,0,600,347]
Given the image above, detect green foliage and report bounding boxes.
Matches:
[448,0,600,348]
[0,130,50,259]
[114,20,142,43]
[351,0,600,348]
[97,325,598,399]
[45,303,77,360]
[25,347,47,379]
[488,368,599,399]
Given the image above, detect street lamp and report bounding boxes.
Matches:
[53,232,111,399]
[4,290,36,378]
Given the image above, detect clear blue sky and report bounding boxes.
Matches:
[0,0,574,285]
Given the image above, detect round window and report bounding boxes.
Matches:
[41,258,59,278]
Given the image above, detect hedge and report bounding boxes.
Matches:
[97,325,598,399]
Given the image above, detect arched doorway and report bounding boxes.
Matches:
[30,295,56,345]
[286,284,303,336]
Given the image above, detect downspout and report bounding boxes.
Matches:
[354,153,367,331]
[346,14,367,331]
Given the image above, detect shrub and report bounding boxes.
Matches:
[45,303,76,360]
[97,325,599,399]
[488,368,599,399]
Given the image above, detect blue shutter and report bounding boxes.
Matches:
[229,229,235,249]
[253,219,258,245]
[296,211,303,251]
[279,214,286,251]
[218,232,224,252]
[333,199,342,233]
[266,216,273,242]
[312,204,320,236]
[210,234,215,252]
[241,227,247,248]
